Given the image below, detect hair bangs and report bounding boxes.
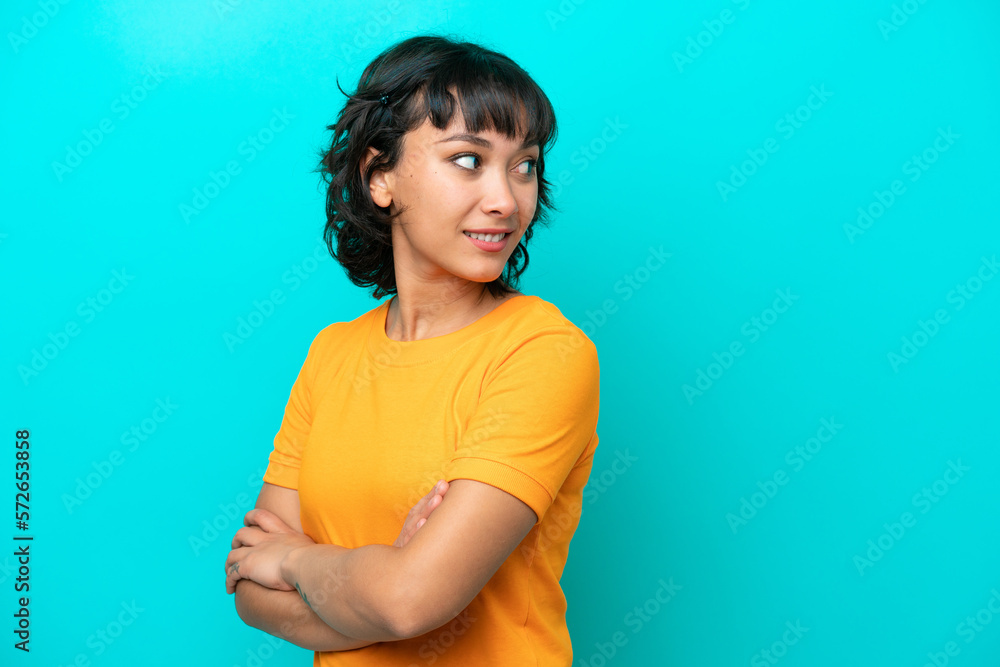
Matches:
[420,55,555,151]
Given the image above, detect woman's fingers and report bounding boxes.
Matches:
[394,479,449,548]
[416,481,447,516]
[243,508,291,533]
[407,480,445,519]
[231,526,264,549]
[415,480,441,507]
[224,546,249,594]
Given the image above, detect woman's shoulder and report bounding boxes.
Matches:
[307,301,385,351]
[492,294,599,357]
[500,293,580,328]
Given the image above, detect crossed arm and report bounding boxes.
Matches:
[228,477,538,648]
[231,483,373,651]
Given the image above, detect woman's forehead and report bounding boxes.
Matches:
[410,89,534,144]
[411,113,536,151]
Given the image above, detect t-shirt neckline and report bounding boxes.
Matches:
[366,294,536,366]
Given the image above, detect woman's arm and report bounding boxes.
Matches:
[234,579,373,651]
[231,480,450,648]
[233,483,372,650]
[276,478,537,640]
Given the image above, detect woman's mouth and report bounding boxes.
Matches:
[463,231,510,252]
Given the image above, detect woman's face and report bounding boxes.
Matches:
[368,104,540,291]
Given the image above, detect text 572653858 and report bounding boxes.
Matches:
[13,428,32,652]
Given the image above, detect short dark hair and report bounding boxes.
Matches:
[316,34,559,301]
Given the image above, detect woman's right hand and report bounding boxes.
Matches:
[393,479,449,548]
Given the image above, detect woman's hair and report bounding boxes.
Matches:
[316,34,559,301]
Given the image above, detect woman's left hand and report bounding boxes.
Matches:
[225,508,317,594]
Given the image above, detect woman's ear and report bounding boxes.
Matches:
[362,146,392,208]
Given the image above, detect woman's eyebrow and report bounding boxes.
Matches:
[436,133,539,150]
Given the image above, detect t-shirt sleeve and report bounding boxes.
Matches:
[262,330,324,490]
[441,326,600,524]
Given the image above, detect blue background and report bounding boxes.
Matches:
[3,1,999,665]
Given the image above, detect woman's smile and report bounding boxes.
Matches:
[463,230,511,252]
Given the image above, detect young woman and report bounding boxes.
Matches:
[224,33,601,665]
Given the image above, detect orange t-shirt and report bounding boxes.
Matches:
[263,294,600,665]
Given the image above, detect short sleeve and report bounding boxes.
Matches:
[441,326,600,524]
[262,332,322,490]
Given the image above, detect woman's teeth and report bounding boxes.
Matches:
[465,232,506,242]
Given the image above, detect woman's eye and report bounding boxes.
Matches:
[516,159,537,176]
[454,154,480,170]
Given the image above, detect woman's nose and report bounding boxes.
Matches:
[481,170,519,218]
